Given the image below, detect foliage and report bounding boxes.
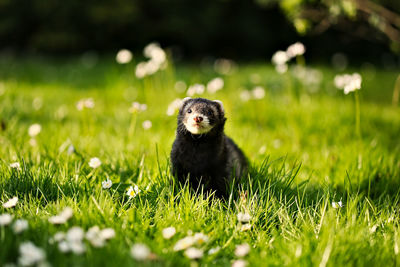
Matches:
[0,56,399,266]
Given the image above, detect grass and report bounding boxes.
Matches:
[0,55,400,266]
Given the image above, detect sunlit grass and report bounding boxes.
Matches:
[0,55,399,266]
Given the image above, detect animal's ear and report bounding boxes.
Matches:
[179,97,192,109]
[182,97,191,103]
[213,100,225,113]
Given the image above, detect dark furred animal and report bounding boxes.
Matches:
[170,97,248,197]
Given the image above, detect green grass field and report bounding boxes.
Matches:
[0,55,399,266]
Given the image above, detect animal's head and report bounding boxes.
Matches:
[178,97,226,135]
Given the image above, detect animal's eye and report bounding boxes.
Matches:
[208,110,213,116]
[187,109,192,113]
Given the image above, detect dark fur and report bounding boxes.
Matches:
[170,98,248,197]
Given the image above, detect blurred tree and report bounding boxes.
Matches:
[258,0,400,54]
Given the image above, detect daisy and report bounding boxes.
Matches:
[232,259,248,267]
[102,178,112,189]
[88,157,101,169]
[129,102,147,113]
[184,247,203,259]
[127,185,141,198]
[48,207,73,225]
[142,120,152,130]
[3,196,18,208]
[173,236,195,251]
[237,212,251,223]
[0,213,13,226]
[28,124,41,137]
[193,232,209,245]
[272,51,289,66]
[10,162,21,170]
[116,49,133,64]
[334,73,362,94]
[13,219,29,234]
[286,42,306,58]
[162,226,176,239]
[332,200,343,209]
[86,226,105,248]
[76,98,95,111]
[252,86,265,99]
[208,246,221,255]
[235,243,250,257]
[131,243,150,260]
[100,228,116,240]
[207,77,224,94]
[18,242,46,266]
[240,224,252,232]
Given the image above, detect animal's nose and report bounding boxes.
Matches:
[194,116,203,123]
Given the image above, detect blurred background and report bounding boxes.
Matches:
[1,0,400,65]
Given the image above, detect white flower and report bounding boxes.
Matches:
[142,120,152,130]
[86,226,105,248]
[173,236,195,251]
[232,259,248,267]
[102,178,112,189]
[208,246,220,255]
[207,77,224,94]
[127,185,141,198]
[166,98,184,116]
[334,73,362,94]
[370,224,378,233]
[10,162,21,170]
[135,43,167,79]
[76,98,94,110]
[275,63,288,74]
[67,145,75,155]
[32,97,43,110]
[61,227,86,254]
[193,232,209,245]
[240,224,252,232]
[116,49,133,64]
[13,219,28,234]
[3,196,18,208]
[129,102,147,113]
[184,247,204,259]
[28,124,41,137]
[58,241,70,253]
[0,213,13,226]
[237,212,251,223]
[187,84,205,96]
[144,43,166,64]
[272,51,289,65]
[100,228,116,240]
[332,201,343,209]
[66,226,85,242]
[252,86,265,99]
[88,157,102,169]
[53,232,66,242]
[235,243,250,257]
[135,62,148,78]
[18,242,46,266]
[48,207,73,225]
[214,58,236,75]
[162,226,176,239]
[286,42,306,58]
[29,138,37,147]
[131,243,150,260]
[175,81,187,92]
[240,90,251,102]
[68,241,86,255]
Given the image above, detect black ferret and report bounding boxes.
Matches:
[170,97,248,197]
